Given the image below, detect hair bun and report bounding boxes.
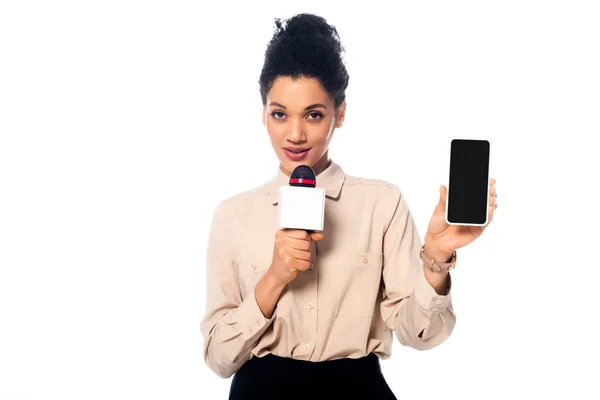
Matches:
[275,13,339,40]
[260,13,349,110]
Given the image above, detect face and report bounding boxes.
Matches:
[262,76,346,176]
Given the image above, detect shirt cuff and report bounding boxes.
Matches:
[414,260,453,314]
[236,287,276,341]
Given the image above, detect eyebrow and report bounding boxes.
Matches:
[269,102,327,111]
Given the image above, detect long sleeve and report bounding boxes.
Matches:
[200,201,276,378]
[379,186,456,350]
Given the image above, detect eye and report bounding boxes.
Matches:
[271,111,286,119]
[307,112,323,120]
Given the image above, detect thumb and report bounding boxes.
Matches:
[435,185,447,214]
[310,232,325,241]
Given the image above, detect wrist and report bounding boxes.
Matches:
[424,234,453,262]
[265,267,288,290]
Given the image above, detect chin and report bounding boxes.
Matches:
[281,160,313,174]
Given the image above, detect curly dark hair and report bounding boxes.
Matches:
[259,13,349,110]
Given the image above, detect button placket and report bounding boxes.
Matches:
[301,242,318,360]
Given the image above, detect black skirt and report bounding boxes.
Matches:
[229,352,397,400]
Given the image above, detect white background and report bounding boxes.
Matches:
[1,1,599,399]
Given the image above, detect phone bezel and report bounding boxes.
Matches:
[445,139,490,227]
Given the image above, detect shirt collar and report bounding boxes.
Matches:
[266,159,346,205]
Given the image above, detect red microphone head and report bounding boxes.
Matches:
[289,165,316,188]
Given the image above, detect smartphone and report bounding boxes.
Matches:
[446,139,490,226]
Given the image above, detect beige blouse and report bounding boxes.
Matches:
[200,160,456,378]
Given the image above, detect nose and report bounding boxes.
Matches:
[287,119,306,143]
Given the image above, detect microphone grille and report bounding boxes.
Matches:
[290,165,316,187]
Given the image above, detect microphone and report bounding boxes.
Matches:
[277,165,325,231]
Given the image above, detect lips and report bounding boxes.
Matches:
[284,147,310,154]
[283,147,311,161]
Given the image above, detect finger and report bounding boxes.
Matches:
[283,229,310,240]
[490,178,496,186]
[286,237,312,251]
[310,232,324,241]
[489,186,496,196]
[489,194,495,207]
[287,247,311,262]
[434,185,448,214]
[488,203,497,217]
[488,205,495,223]
[294,259,312,271]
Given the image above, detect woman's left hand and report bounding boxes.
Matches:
[424,178,497,257]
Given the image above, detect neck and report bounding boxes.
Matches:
[312,153,331,176]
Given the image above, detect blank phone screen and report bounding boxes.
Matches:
[447,139,490,225]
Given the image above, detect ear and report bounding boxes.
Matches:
[335,101,346,128]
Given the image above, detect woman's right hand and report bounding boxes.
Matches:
[268,229,324,286]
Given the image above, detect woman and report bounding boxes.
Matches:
[200,13,497,399]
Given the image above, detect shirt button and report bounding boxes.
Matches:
[251,264,257,271]
[307,302,314,309]
[363,256,369,264]
[435,299,443,305]
[432,307,439,312]
[304,343,310,350]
